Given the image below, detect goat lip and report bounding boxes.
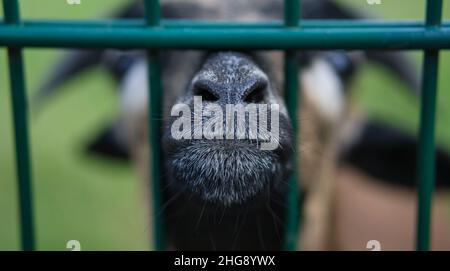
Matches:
[166,186,277,212]
[164,138,267,152]
[165,140,283,207]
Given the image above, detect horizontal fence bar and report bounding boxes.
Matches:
[19,19,450,29]
[0,23,449,49]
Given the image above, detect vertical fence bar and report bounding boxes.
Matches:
[2,0,35,251]
[283,0,300,251]
[416,0,442,251]
[144,0,165,251]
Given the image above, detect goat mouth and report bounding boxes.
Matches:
[165,140,283,206]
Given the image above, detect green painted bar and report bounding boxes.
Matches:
[144,0,161,27]
[20,19,450,29]
[426,0,443,26]
[144,0,165,251]
[2,0,35,251]
[283,0,300,251]
[284,0,300,27]
[0,24,449,49]
[416,0,442,252]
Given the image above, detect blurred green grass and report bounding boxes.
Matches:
[0,0,449,250]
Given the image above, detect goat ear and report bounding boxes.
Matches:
[33,1,146,112]
[364,51,421,95]
[32,50,103,111]
[85,124,131,161]
[302,0,420,95]
[112,0,144,18]
[341,120,450,189]
[301,0,360,20]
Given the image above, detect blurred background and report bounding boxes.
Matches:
[0,0,449,250]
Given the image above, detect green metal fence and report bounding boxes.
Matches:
[1,0,448,251]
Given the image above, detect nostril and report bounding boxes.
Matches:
[244,80,267,103]
[194,81,219,102]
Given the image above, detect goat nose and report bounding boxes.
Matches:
[192,79,220,102]
[193,77,268,104]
